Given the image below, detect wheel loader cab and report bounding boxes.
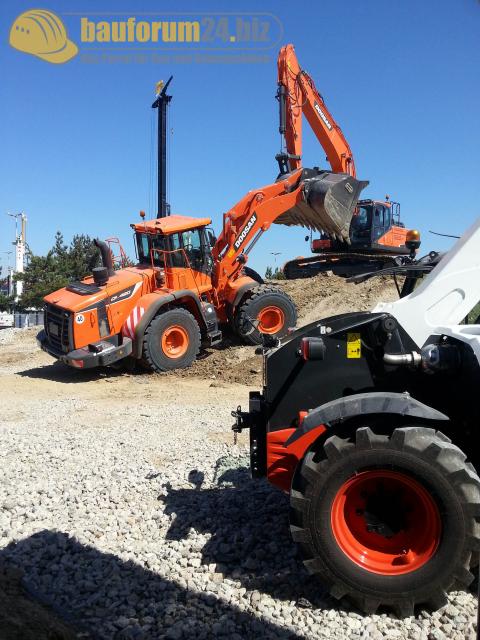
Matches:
[135,231,169,267]
[131,215,214,293]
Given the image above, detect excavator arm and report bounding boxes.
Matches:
[277,43,356,177]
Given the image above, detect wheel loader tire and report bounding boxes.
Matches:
[290,425,480,616]
[142,308,201,372]
[235,284,297,346]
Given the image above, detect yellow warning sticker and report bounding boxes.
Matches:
[227,248,235,258]
[347,332,361,359]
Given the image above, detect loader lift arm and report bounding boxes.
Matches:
[212,169,305,286]
[277,43,356,177]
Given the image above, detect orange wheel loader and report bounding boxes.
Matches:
[37,64,368,373]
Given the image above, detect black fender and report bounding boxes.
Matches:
[243,267,264,285]
[132,290,205,358]
[285,391,449,446]
[228,281,258,320]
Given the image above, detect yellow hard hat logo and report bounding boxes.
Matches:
[9,9,78,64]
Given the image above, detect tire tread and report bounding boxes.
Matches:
[290,425,480,615]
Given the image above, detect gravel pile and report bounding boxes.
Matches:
[0,395,477,639]
[0,327,18,345]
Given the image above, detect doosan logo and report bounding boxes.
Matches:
[234,213,257,250]
[314,102,332,131]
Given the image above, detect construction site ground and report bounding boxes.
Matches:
[0,275,477,639]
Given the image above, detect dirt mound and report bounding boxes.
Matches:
[167,274,398,387]
[282,273,398,326]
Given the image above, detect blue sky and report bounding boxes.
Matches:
[1,0,479,278]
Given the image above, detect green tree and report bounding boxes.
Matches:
[67,234,102,280]
[53,231,68,263]
[265,266,273,279]
[16,233,102,310]
[272,267,285,280]
[0,293,14,312]
[15,250,67,310]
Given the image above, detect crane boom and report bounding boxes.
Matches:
[277,44,356,177]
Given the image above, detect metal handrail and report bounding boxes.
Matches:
[105,237,129,269]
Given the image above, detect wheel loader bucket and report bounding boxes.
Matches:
[275,171,369,243]
[306,173,369,242]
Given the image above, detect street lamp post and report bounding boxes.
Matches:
[6,212,27,300]
[270,251,282,265]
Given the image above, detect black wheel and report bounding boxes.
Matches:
[234,284,297,346]
[290,425,480,616]
[142,308,201,372]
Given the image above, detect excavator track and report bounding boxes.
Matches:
[283,251,400,280]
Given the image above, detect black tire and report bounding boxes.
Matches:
[234,284,297,346]
[290,425,480,616]
[142,308,201,372]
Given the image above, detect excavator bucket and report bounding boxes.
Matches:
[276,171,369,242]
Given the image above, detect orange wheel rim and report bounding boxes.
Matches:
[161,325,189,359]
[331,470,441,575]
[257,306,285,334]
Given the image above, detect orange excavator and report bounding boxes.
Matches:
[277,44,419,279]
[37,47,391,373]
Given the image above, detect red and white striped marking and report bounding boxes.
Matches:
[122,306,145,340]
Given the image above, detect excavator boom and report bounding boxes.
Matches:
[277,44,356,176]
[277,44,368,241]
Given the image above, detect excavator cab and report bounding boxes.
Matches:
[310,200,408,255]
[350,200,406,251]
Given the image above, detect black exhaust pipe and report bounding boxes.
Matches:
[94,239,115,278]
